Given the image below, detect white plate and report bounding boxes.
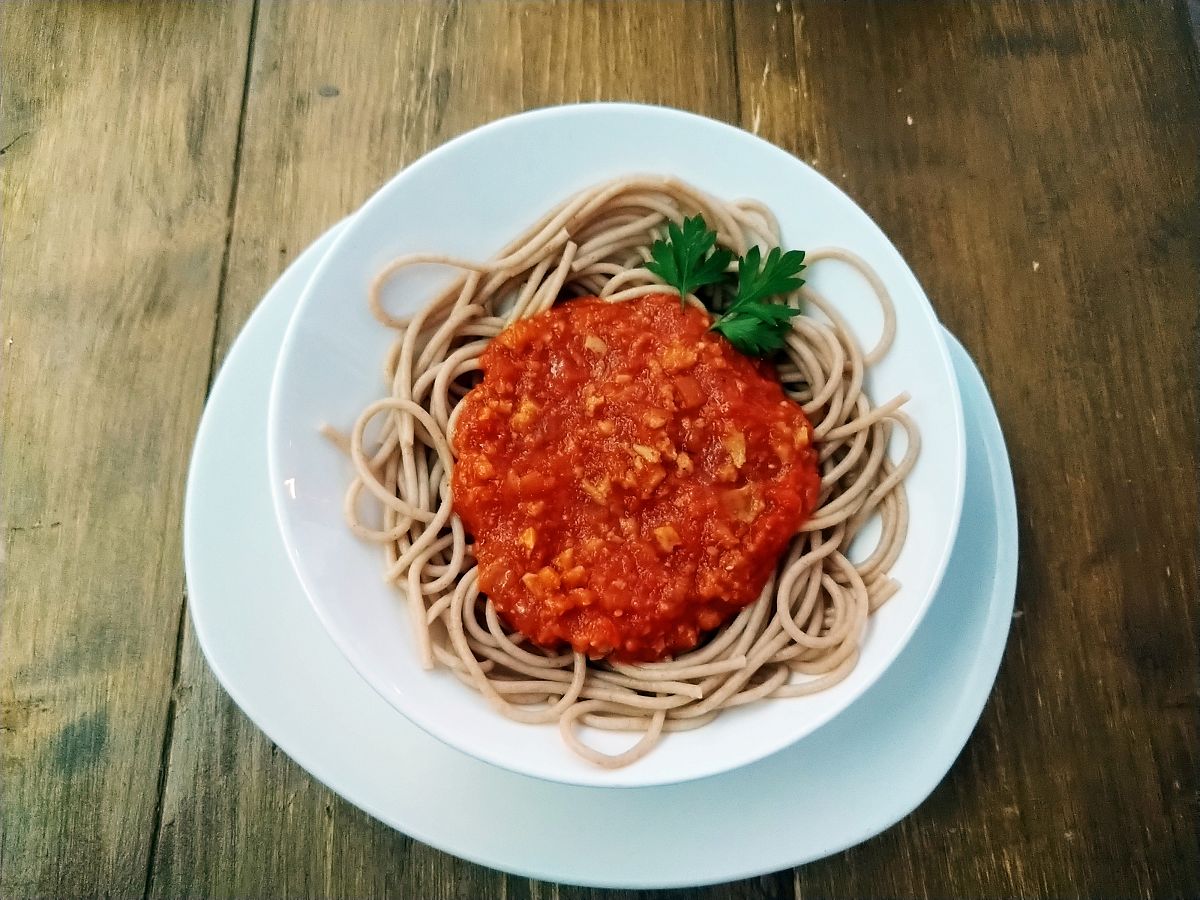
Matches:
[267,104,966,787]
[187,223,1014,889]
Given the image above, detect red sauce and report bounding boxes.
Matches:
[452,294,820,662]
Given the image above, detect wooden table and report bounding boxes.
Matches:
[3,2,1197,897]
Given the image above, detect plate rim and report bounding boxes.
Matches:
[187,221,1014,888]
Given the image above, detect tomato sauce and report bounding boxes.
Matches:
[452,294,820,662]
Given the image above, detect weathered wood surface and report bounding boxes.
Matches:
[0,3,255,897]
[3,2,1197,898]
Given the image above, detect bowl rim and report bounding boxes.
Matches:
[266,101,967,788]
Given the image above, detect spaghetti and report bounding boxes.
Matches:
[330,176,919,768]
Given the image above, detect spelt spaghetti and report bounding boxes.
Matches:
[328,175,919,768]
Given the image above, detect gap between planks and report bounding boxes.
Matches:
[141,3,263,897]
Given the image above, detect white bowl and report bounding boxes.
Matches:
[267,103,965,788]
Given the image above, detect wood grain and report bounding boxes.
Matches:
[0,2,254,896]
[148,3,783,899]
[732,2,1199,897]
[3,1,1197,897]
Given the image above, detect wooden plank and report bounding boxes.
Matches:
[0,2,255,896]
[732,1,1200,897]
[149,3,797,898]
[210,0,744,360]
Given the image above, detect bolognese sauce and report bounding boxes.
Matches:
[452,293,820,663]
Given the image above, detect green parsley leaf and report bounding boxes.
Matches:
[733,246,807,306]
[645,213,807,357]
[709,310,792,355]
[646,215,734,304]
[711,246,806,356]
[735,299,803,326]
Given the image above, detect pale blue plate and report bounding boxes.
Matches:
[185,223,1017,889]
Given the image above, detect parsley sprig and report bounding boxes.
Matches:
[646,216,734,304]
[711,246,806,354]
[646,215,806,356]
